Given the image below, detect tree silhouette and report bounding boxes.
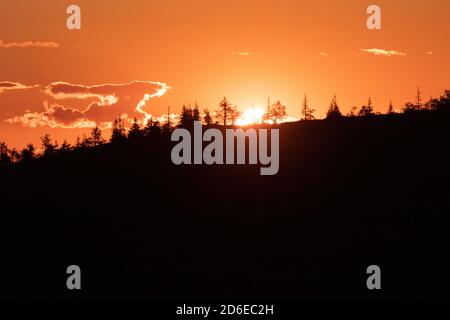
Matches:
[193,103,201,122]
[128,118,143,140]
[216,97,234,126]
[347,106,358,117]
[230,105,241,125]
[41,134,56,157]
[20,143,35,162]
[111,118,127,143]
[9,148,20,163]
[60,140,72,152]
[144,118,161,137]
[268,101,287,124]
[387,100,395,114]
[416,87,422,109]
[203,109,213,126]
[403,102,416,113]
[428,90,450,111]
[0,142,12,165]
[91,127,105,145]
[162,106,173,135]
[326,95,342,119]
[301,94,315,120]
[178,105,193,128]
[359,97,374,116]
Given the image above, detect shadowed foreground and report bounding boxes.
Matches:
[1,112,449,299]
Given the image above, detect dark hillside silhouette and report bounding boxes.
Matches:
[0,90,450,299]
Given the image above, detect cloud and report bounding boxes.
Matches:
[361,48,406,57]
[6,102,98,129]
[232,52,251,56]
[0,81,38,93]
[426,51,434,55]
[6,81,170,129]
[319,52,328,57]
[0,40,59,49]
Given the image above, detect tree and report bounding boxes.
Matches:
[110,118,127,143]
[60,140,72,152]
[128,118,143,140]
[216,97,234,126]
[301,94,316,120]
[81,134,93,148]
[41,134,56,157]
[75,136,82,149]
[193,103,201,122]
[178,105,193,128]
[229,105,241,125]
[359,97,374,116]
[0,142,12,165]
[347,106,358,117]
[326,95,342,119]
[403,102,416,113]
[144,118,161,137]
[91,127,105,145]
[427,90,450,111]
[20,143,35,162]
[416,87,422,110]
[387,100,395,114]
[203,109,213,126]
[162,106,173,135]
[268,101,287,124]
[9,148,20,163]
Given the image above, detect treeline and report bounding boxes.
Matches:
[325,88,450,119]
[0,90,449,165]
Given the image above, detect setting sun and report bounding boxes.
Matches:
[236,106,266,126]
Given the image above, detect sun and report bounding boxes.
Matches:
[236,106,266,126]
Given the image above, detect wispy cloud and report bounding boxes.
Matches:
[0,40,59,49]
[232,52,251,56]
[361,48,406,57]
[0,81,38,93]
[6,81,170,129]
[319,52,328,57]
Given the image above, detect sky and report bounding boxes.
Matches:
[0,0,449,149]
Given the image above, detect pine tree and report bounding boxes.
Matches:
[326,95,342,119]
[178,105,193,128]
[193,103,201,122]
[162,106,173,135]
[302,94,308,120]
[204,109,213,126]
[229,105,241,125]
[41,134,56,157]
[60,140,72,152]
[110,118,127,142]
[359,97,374,116]
[91,126,105,145]
[20,144,35,162]
[387,100,394,114]
[416,87,422,110]
[216,97,233,126]
[0,142,11,165]
[301,93,316,120]
[128,118,143,140]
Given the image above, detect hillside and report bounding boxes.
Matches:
[1,110,450,299]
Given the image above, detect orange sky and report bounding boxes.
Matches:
[0,0,449,149]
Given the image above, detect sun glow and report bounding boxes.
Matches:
[236,106,266,126]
